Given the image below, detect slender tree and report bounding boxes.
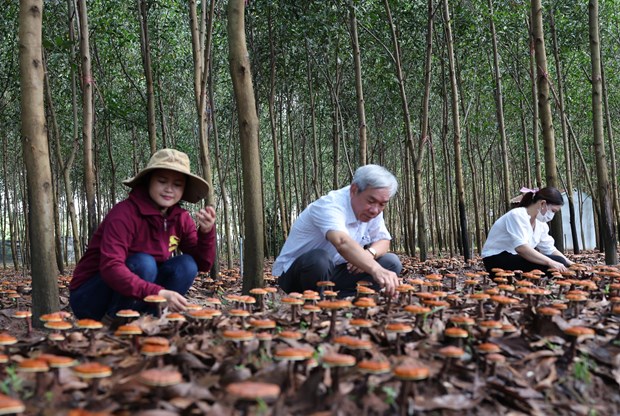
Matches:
[137,0,157,154]
[531,0,563,249]
[77,0,97,238]
[19,0,60,322]
[443,0,470,260]
[588,0,617,264]
[228,0,264,292]
[348,0,367,166]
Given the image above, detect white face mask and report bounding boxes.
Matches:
[536,206,555,222]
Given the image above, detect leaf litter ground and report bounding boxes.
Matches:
[0,251,619,415]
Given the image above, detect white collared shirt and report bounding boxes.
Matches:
[481,207,556,258]
[271,185,391,276]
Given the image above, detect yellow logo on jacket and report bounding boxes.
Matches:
[169,235,180,252]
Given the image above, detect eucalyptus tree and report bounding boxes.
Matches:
[588,0,617,264]
[531,0,563,250]
[228,0,264,292]
[20,0,61,321]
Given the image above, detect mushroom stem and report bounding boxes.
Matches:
[398,380,410,416]
[328,310,337,339]
[493,304,504,321]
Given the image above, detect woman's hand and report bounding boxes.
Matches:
[195,205,216,233]
[158,289,189,312]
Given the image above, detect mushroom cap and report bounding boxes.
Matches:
[188,308,222,319]
[357,360,391,374]
[354,297,377,308]
[317,300,352,310]
[479,320,503,330]
[76,319,104,330]
[281,297,304,306]
[114,324,143,336]
[250,319,277,329]
[48,332,66,342]
[393,365,430,381]
[490,295,519,305]
[277,330,303,340]
[444,327,468,338]
[140,343,171,356]
[322,353,356,367]
[165,312,186,322]
[0,393,25,415]
[536,307,561,317]
[564,326,595,338]
[39,312,68,322]
[476,342,501,354]
[316,281,336,287]
[116,309,140,318]
[356,286,376,295]
[143,295,167,303]
[226,381,280,401]
[73,362,113,379]
[349,318,374,328]
[0,354,8,364]
[449,316,475,326]
[222,329,255,342]
[44,320,73,331]
[0,333,17,346]
[403,305,431,315]
[139,368,182,387]
[273,347,313,361]
[13,310,32,319]
[249,288,267,296]
[228,309,250,317]
[17,358,49,373]
[385,323,413,334]
[45,355,77,368]
[438,345,466,358]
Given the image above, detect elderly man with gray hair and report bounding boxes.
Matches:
[272,164,402,297]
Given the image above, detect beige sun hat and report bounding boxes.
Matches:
[123,149,210,203]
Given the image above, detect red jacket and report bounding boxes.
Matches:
[70,186,216,299]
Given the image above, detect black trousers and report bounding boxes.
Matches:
[278,248,403,298]
[483,251,570,274]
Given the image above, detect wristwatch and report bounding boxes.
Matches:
[366,247,377,258]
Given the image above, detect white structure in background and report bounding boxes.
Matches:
[561,190,596,251]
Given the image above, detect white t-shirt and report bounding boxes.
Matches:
[271,185,392,276]
[481,207,556,258]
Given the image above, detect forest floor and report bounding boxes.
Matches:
[0,252,619,415]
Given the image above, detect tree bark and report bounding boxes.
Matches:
[531,0,563,250]
[488,0,511,211]
[349,0,367,166]
[228,0,264,292]
[443,0,470,260]
[137,0,157,154]
[588,0,617,264]
[549,10,579,253]
[77,0,97,239]
[19,0,60,322]
[267,7,288,240]
[527,14,542,188]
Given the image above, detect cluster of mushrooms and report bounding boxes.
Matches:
[0,260,618,415]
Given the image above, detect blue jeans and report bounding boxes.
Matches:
[70,253,198,320]
[278,249,403,298]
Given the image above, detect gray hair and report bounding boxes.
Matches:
[352,164,398,197]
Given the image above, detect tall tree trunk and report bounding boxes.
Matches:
[137,0,157,154]
[19,0,60,322]
[228,0,264,292]
[443,0,470,260]
[588,0,617,264]
[531,0,563,250]
[384,0,417,256]
[527,14,542,188]
[413,0,435,261]
[77,0,97,239]
[349,0,367,166]
[267,7,288,240]
[600,52,620,239]
[549,10,580,253]
[305,39,321,200]
[488,0,511,211]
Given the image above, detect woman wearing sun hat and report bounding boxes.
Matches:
[69,149,216,321]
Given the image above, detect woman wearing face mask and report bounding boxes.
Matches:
[482,186,573,274]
